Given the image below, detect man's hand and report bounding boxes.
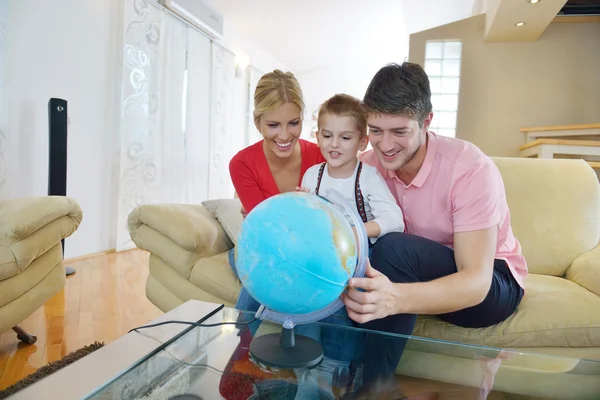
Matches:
[295,186,311,193]
[342,261,400,324]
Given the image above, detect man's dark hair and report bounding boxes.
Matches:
[363,62,432,126]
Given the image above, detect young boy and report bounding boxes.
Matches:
[299,94,405,243]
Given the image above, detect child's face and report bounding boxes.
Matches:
[317,114,368,170]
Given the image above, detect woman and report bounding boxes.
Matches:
[228,70,324,281]
[229,69,324,216]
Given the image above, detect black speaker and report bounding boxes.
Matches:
[48,98,74,275]
[48,98,68,197]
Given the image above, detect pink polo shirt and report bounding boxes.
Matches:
[360,131,527,289]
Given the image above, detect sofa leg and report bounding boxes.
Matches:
[12,326,37,345]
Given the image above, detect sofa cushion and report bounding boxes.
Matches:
[189,252,241,304]
[413,273,600,349]
[492,157,600,276]
[202,199,243,245]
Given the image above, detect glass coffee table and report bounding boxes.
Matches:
[83,303,600,400]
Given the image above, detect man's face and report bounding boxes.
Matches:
[367,113,431,172]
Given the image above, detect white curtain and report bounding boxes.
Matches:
[116,0,163,251]
[185,28,211,204]
[0,16,7,199]
[246,66,264,146]
[158,13,188,205]
[208,43,236,200]
[116,0,243,251]
[116,0,210,250]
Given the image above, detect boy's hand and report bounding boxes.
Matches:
[295,186,311,193]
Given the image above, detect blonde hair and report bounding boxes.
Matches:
[318,94,368,138]
[253,70,305,125]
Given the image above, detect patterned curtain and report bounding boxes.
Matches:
[246,66,264,146]
[116,0,240,250]
[116,0,164,251]
[208,43,236,200]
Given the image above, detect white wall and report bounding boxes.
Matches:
[0,0,288,259]
[296,40,410,140]
[293,0,478,140]
[1,0,123,259]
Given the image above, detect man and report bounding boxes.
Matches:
[341,62,527,392]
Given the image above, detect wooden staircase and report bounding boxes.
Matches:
[519,124,600,169]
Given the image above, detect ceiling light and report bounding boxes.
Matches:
[528,0,540,3]
[515,22,526,27]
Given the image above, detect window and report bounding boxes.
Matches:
[424,40,462,138]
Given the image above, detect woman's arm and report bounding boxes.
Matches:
[364,167,405,238]
[229,157,266,214]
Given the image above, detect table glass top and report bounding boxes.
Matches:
[83,304,600,400]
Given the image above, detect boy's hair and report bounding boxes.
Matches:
[317,94,368,138]
[363,62,432,127]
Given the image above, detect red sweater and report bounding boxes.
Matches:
[229,139,325,213]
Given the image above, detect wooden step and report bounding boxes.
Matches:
[519,138,600,151]
[521,123,600,134]
[587,161,600,169]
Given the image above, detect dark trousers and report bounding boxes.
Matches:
[360,232,524,386]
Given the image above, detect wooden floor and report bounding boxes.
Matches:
[0,249,162,390]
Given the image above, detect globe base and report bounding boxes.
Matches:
[249,328,323,370]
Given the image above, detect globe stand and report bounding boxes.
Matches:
[250,324,323,370]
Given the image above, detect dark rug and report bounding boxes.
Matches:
[0,341,104,399]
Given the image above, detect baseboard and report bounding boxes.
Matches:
[63,248,128,263]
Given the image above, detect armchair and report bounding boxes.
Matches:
[0,196,82,343]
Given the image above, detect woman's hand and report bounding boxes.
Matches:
[342,261,401,324]
[295,186,311,193]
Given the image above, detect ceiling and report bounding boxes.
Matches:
[483,0,569,42]
[208,0,477,73]
[208,0,584,72]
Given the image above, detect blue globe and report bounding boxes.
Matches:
[235,192,358,315]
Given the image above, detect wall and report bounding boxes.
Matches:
[296,48,408,141]
[0,0,287,258]
[1,0,124,259]
[296,33,410,141]
[409,15,600,157]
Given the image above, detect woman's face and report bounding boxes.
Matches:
[257,102,303,158]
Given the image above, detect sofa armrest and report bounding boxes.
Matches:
[565,244,600,296]
[0,196,83,282]
[128,204,232,279]
[0,196,82,244]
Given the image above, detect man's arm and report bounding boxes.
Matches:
[393,160,502,314]
[391,226,497,315]
[364,167,405,238]
[344,159,503,322]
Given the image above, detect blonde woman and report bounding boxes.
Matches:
[229,69,324,215]
[228,69,325,305]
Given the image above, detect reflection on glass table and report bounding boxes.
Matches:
[84,305,600,400]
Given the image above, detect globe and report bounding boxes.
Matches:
[235,191,360,316]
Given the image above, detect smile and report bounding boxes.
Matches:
[329,151,342,158]
[383,150,400,157]
[274,141,292,150]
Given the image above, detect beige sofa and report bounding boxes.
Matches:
[129,157,600,398]
[0,196,83,344]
